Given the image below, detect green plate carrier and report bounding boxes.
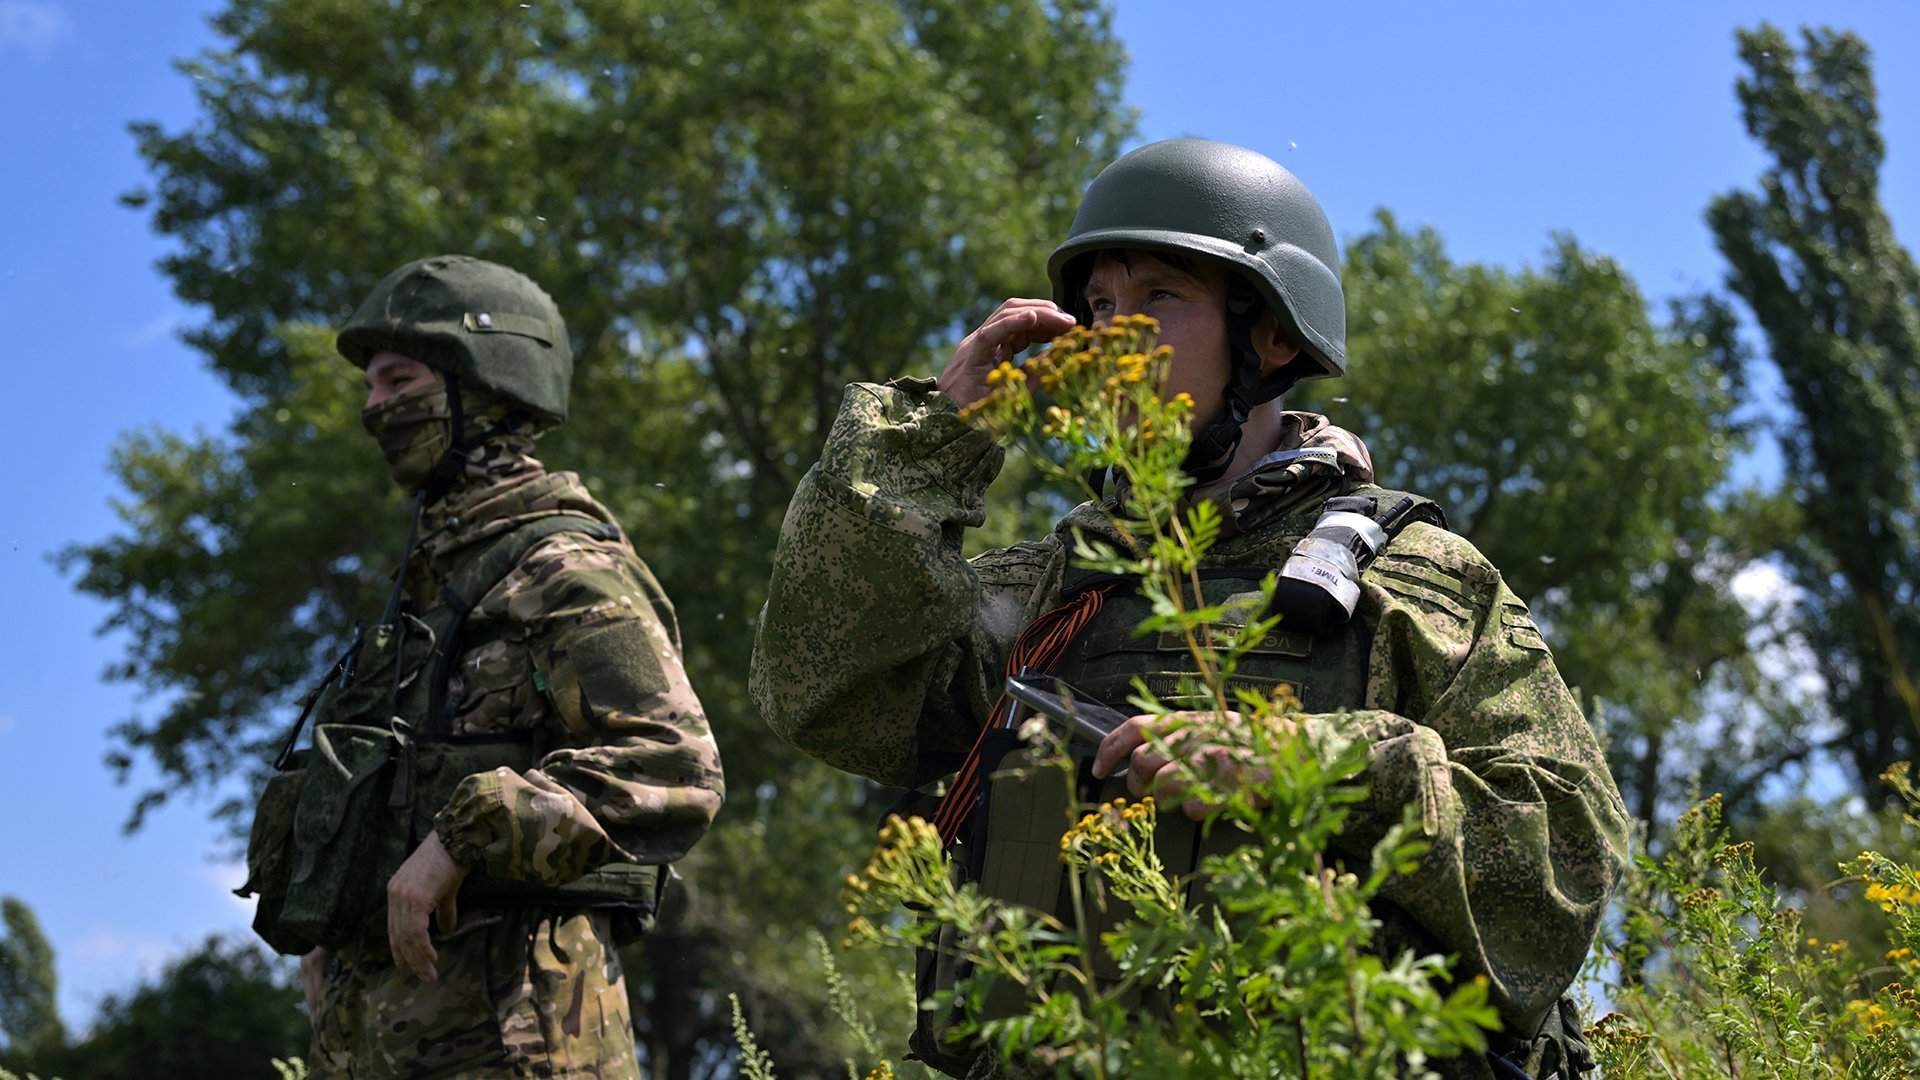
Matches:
[912,487,1437,1074]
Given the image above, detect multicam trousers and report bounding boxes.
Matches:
[310,909,640,1079]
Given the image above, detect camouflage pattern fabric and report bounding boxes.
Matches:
[750,377,1630,1046]
[360,380,455,492]
[309,424,722,1074]
[404,425,725,883]
[310,910,638,1079]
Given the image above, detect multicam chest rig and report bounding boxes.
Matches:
[238,514,666,956]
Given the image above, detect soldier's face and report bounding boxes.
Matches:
[1083,251,1302,428]
[363,351,442,411]
[1083,251,1235,427]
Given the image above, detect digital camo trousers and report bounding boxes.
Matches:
[310,909,641,1079]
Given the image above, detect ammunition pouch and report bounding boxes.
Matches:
[240,750,314,954]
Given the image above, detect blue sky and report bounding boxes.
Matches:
[1,0,1916,1033]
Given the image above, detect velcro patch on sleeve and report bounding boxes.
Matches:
[1370,567,1475,622]
[551,618,670,730]
[1500,605,1551,653]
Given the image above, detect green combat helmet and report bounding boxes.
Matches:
[1047,138,1344,480]
[337,254,573,426]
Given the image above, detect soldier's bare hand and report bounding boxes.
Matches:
[300,947,329,1015]
[386,831,470,983]
[1093,711,1285,820]
[936,299,1076,410]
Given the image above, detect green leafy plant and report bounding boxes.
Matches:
[828,316,1497,1077]
[1589,764,1920,1077]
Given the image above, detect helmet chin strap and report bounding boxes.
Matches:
[1182,277,1302,484]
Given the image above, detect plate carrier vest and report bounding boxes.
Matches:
[239,514,667,956]
[910,487,1593,1079]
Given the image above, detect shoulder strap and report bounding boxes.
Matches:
[426,514,623,737]
[1342,484,1449,538]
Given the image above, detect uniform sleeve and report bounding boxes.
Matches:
[749,378,1044,787]
[1303,522,1631,1038]
[434,533,725,885]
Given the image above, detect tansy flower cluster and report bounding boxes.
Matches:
[841,814,945,942]
[1845,996,1897,1036]
[1058,796,1179,911]
[958,315,1194,464]
[1865,881,1920,912]
[1060,795,1156,855]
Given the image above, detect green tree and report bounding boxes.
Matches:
[0,899,64,1066]
[1707,23,1920,788]
[66,0,1131,1071]
[25,936,306,1080]
[1293,214,1764,826]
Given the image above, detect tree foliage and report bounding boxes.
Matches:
[0,899,64,1064]
[1,935,305,1080]
[1708,24,1920,788]
[1292,215,1766,824]
[67,0,1920,1069]
[71,0,1132,1071]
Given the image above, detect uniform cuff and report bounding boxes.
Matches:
[1300,711,1432,849]
[433,768,508,870]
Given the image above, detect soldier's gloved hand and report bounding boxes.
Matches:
[386,831,471,983]
[936,298,1076,409]
[1092,711,1293,821]
[300,947,329,1015]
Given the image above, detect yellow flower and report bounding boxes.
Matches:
[1171,392,1195,409]
[1712,841,1754,869]
[1680,886,1720,912]
[1887,947,1913,963]
[1846,998,1891,1031]
[984,360,1025,387]
[1866,882,1920,911]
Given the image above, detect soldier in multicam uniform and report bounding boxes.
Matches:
[238,255,724,1078]
[750,140,1629,1078]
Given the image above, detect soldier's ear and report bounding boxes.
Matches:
[1253,312,1302,376]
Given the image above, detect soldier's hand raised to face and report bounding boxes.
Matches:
[386,831,471,983]
[936,299,1077,410]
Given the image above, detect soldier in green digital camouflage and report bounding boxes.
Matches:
[237,255,725,1078]
[750,140,1629,1078]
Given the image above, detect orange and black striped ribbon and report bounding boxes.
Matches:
[932,582,1118,848]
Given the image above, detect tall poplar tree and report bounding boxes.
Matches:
[0,898,64,1065]
[1709,24,1920,787]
